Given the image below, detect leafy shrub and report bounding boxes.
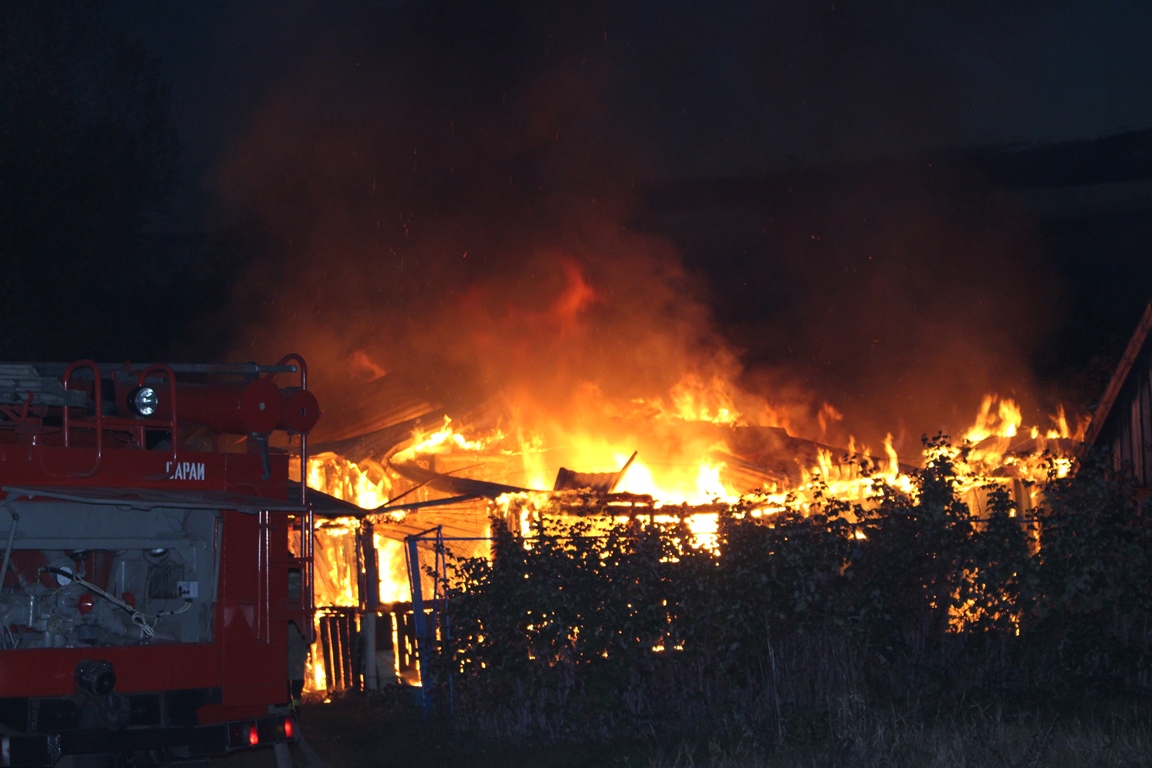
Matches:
[432,443,1152,743]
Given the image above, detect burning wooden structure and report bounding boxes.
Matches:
[300,484,490,697]
[294,381,1084,699]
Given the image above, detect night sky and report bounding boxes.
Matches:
[4,1,1152,449]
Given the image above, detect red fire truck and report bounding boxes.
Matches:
[0,357,319,766]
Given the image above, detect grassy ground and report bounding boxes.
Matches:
[209,688,644,768]
[210,688,1152,768]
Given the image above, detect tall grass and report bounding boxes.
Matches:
[648,704,1152,768]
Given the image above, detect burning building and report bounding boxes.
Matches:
[297,369,1084,697]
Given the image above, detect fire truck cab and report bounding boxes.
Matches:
[0,358,319,766]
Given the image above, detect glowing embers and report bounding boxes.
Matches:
[311,518,360,609]
[307,453,392,510]
[391,416,507,464]
[959,395,1084,481]
[492,489,724,552]
[965,394,1024,443]
[638,372,745,425]
[385,391,1084,552]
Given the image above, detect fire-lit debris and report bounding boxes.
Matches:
[553,450,637,492]
[389,456,532,499]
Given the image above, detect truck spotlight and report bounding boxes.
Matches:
[129,386,159,417]
[143,547,169,564]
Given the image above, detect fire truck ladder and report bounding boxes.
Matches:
[0,364,87,409]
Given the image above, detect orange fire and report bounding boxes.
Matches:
[300,361,1085,693]
[308,386,1083,565]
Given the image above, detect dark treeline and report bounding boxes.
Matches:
[432,444,1152,747]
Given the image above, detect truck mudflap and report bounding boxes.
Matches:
[0,712,297,767]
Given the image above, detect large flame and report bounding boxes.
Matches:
[307,387,1084,572]
[301,342,1086,693]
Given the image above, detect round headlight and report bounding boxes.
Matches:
[130,386,159,417]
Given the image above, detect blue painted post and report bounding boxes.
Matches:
[405,533,430,716]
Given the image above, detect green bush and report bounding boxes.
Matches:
[433,443,1152,743]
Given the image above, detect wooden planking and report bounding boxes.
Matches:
[1095,315,1152,487]
[1085,301,1152,447]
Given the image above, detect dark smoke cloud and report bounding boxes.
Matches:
[719,165,1064,454]
[191,1,1128,450]
[214,2,740,436]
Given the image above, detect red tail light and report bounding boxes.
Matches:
[282,717,295,739]
[247,724,259,746]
